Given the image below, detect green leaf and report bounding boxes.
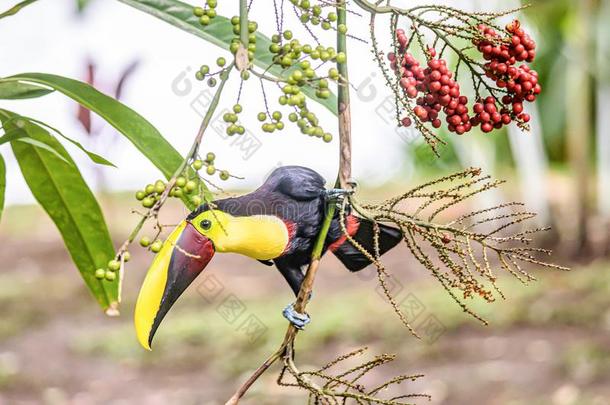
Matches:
[0,129,26,145]
[21,115,116,167]
[0,154,5,223]
[0,109,118,312]
[15,137,73,165]
[0,81,53,99]
[116,0,338,115]
[0,0,39,20]
[1,73,204,205]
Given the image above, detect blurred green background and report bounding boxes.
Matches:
[1,0,610,404]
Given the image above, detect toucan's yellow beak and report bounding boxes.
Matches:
[134,220,215,350]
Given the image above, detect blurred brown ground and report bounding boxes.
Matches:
[0,192,609,405]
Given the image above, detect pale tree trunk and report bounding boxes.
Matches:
[596,0,610,254]
[507,107,556,233]
[566,0,594,256]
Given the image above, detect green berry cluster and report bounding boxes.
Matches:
[139,236,163,253]
[95,254,129,281]
[195,56,228,86]
[195,152,231,182]
[229,16,257,63]
[193,0,217,26]
[257,110,285,133]
[223,104,246,136]
[290,0,340,31]
[269,32,345,68]
[292,108,333,142]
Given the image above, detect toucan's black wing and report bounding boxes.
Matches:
[264,166,326,201]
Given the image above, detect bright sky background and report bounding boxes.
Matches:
[0,0,497,206]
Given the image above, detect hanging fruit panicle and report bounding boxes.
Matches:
[389,20,540,136]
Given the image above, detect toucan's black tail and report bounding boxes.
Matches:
[330,215,402,272]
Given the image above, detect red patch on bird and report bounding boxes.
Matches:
[282,219,298,254]
[329,215,360,252]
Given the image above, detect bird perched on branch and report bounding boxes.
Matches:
[135,166,402,350]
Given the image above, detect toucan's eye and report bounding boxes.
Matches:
[200,219,212,230]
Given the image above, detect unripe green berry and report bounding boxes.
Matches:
[95,268,106,279]
[206,165,216,175]
[323,133,333,142]
[335,52,347,63]
[199,15,210,25]
[139,236,151,247]
[108,260,121,272]
[135,191,146,201]
[272,111,282,121]
[219,170,230,181]
[192,159,203,170]
[191,196,202,206]
[200,65,210,74]
[145,184,155,195]
[206,152,216,162]
[231,16,240,25]
[176,176,187,187]
[193,7,204,17]
[216,57,226,67]
[142,197,155,208]
[283,30,293,40]
[195,71,204,81]
[105,271,116,281]
[154,181,165,194]
[257,112,267,121]
[208,77,217,87]
[123,251,131,262]
[185,180,197,192]
[338,24,348,34]
[233,104,243,113]
[151,241,163,253]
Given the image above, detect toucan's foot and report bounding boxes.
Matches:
[323,188,355,200]
[282,303,310,330]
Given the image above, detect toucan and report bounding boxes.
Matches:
[134,166,402,350]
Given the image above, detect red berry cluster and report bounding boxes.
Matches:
[473,20,540,127]
[389,29,471,134]
[388,21,541,136]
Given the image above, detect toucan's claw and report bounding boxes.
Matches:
[323,188,354,201]
[282,303,311,330]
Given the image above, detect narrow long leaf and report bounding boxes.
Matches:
[21,115,116,167]
[0,154,5,223]
[15,137,73,165]
[0,81,53,99]
[0,129,26,145]
[0,0,39,20]
[0,109,118,312]
[1,74,204,205]
[115,0,338,115]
